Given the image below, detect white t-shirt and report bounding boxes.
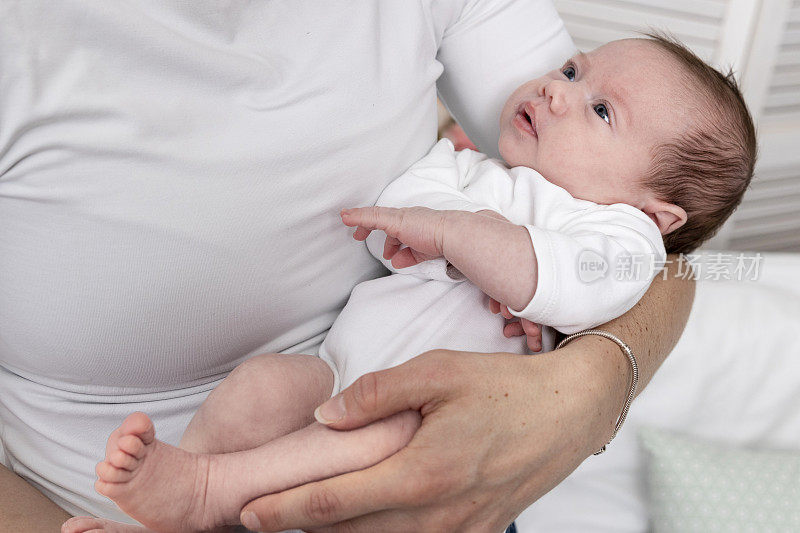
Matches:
[0,0,574,520]
[320,139,665,391]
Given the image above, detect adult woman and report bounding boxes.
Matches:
[0,1,693,530]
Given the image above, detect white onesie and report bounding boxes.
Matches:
[319,139,666,392]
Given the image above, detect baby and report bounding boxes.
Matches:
[64,34,755,533]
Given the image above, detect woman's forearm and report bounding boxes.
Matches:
[562,254,695,437]
[0,462,72,529]
[442,210,537,310]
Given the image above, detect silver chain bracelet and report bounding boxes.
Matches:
[555,329,639,455]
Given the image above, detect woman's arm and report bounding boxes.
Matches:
[0,462,72,529]
[569,254,695,396]
[238,257,695,532]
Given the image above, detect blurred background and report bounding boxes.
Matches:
[439,0,800,252]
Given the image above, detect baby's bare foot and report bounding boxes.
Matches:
[94,412,233,532]
[95,410,420,532]
[61,515,151,532]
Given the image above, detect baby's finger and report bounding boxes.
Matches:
[500,305,513,320]
[527,335,542,352]
[341,206,401,234]
[520,320,542,351]
[520,319,541,338]
[391,247,420,268]
[503,321,524,338]
[353,226,372,241]
[391,248,438,269]
[383,235,402,260]
[489,298,501,314]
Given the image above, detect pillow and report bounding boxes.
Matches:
[639,426,800,532]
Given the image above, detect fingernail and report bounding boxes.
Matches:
[241,511,261,531]
[314,394,346,424]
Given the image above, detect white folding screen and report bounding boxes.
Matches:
[760,0,800,118]
[554,0,732,62]
[728,0,800,251]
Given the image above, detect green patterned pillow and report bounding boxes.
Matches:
[639,427,800,532]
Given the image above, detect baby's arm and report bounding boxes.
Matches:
[342,206,537,312]
[343,197,667,335]
[352,139,664,334]
[441,210,538,312]
[450,209,545,351]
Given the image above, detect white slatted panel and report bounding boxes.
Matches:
[763,0,800,116]
[729,166,800,251]
[552,0,729,62]
[720,120,800,252]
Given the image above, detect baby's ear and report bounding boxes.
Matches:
[642,199,687,235]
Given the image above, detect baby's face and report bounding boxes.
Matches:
[498,39,692,208]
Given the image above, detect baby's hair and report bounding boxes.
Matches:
[639,31,757,254]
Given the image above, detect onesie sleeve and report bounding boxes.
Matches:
[509,202,667,334]
[364,138,500,281]
[436,0,575,158]
[371,139,497,213]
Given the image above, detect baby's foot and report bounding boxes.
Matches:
[95,412,232,532]
[61,516,151,533]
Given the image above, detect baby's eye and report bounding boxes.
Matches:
[594,103,610,124]
[561,65,576,81]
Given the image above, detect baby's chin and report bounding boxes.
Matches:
[498,135,536,170]
[497,134,515,165]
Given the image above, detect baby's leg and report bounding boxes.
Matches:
[64,354,334,533]
[70,355,421,533]
[87,409,419,532]
[179,353,335,454]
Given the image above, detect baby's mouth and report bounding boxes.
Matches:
[514,103,538,138]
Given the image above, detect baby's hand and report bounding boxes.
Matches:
[475,209,510,223]
[489,297,543,352]
[340,206,448,268]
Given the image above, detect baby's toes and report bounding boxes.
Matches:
[104,427,123,458]
[119,412,155,445]
[95,477,122,500]
[62,516,105,533]
[96,460,135,483]
[107,448,140,471]
[117,434,146,459]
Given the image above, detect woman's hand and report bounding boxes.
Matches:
[239,344,628,532]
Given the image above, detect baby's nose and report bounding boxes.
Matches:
[543,79,579,116]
